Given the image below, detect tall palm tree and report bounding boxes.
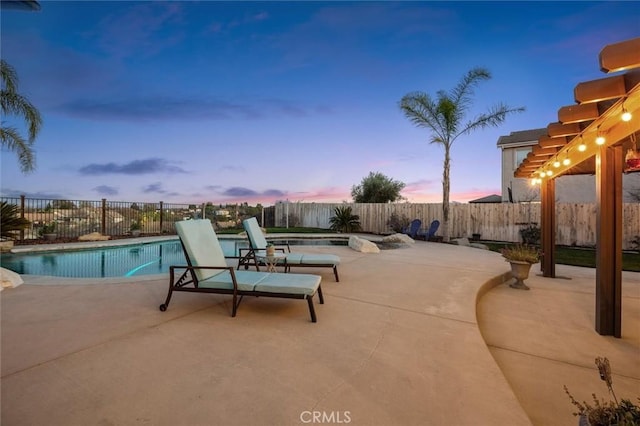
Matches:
[399,67,524,241]
[1,59,42,173]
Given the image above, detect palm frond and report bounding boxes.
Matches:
[0,126,36,172]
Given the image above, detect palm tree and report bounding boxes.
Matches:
[0,202,30,239]
[400,67,524,241]
[329,206,361,233]
[1,59,43,173]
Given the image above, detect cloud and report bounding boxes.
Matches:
[93,185,118,196]
[223,187,258,197]
[142,182,166,194]
[58,96,329,122]
[79,158,187,175]
[93,2,185,59]
[0,189,66,199]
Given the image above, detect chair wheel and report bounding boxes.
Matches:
[159,304,167,312]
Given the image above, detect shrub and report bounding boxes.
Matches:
[520,225,541,245]
[329,206,361,233]
[500,244,540,263]
[0,202,30,239]
[565,357,640,425]
[386,213,409,233]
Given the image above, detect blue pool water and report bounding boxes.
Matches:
[0,238,347,278]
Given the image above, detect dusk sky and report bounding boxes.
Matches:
[1,1,638,206]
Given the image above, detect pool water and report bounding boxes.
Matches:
[0,238,347,278]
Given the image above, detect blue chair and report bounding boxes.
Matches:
[418,220,440,241]
[402,219,422,239]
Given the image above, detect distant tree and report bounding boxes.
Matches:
[51,199,76,209]
[329,206,361,233]
[400,67,524,241]
[351,172,406,203]
[130,202,140,210]
[0,59,42,173]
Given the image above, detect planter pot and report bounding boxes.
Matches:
[508,260,532,290]
[471,233,481,241]
[44,233,57,241]
[131,230,141,237]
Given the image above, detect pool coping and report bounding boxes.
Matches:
[8,233,381,254]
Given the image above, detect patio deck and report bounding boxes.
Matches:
[1,242,638,425]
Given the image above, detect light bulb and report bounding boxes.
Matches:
[621,110,632,122]
[578,143,587,152]
[563,158,571,166]
[530,178,537,186]
[595,135,606,145]
[553,160,561,168]
[539,171,546,178]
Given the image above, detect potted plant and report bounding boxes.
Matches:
[39,222,57,241]
[265,243,275,257]
[130,221,141,237]
[500,243,540,290]
[565,357,640,425]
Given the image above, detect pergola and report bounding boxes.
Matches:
[514,37,640,338]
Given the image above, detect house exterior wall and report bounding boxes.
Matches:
[499,131,640,203]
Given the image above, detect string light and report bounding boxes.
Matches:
[578,136,587,152]
[546,170,553,176]
[553,158,561,168]
[539,171,546,178]
[563,149,571,166]
[621,100,632,122]
[595,126,606,145]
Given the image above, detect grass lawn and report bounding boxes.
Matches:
[215,227,640,272]
[483,242,640,272]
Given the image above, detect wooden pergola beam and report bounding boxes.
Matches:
[547,122,582,137]
[574,75,627,104]
[558,103,600,124]
[532,146,559,156]
[600,37,640,73]
[538,135,568,148]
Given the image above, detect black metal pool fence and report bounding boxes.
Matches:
[0,196,270,243]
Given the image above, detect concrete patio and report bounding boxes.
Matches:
[1,241,638,425]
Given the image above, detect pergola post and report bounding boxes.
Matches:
[595,144,623,337]
[540,178,556,277]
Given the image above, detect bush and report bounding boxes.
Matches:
[386,213,409,233]
[520,225,541,245]
[0,202,30,239]
[565,357,640,425]
[329,206,361,233]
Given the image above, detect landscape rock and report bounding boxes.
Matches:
[349,236,380,253]
[382,233,414,244]
[78,232,110,241]
[1,267,23,291]
[470,243,490,250]
[452,237,470,247]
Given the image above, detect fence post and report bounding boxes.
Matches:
[159,201,164,234]
[20,194,25,241]
[101,199,107,235]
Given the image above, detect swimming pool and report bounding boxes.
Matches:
[0,238,348,278]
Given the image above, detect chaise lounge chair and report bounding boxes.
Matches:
[238,217,341,282]
[159,219,324,322]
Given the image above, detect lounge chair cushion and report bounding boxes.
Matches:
[176,220,228,282]
[254,273,321,296]
[284,253,340,266]
[200,270,269,291]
